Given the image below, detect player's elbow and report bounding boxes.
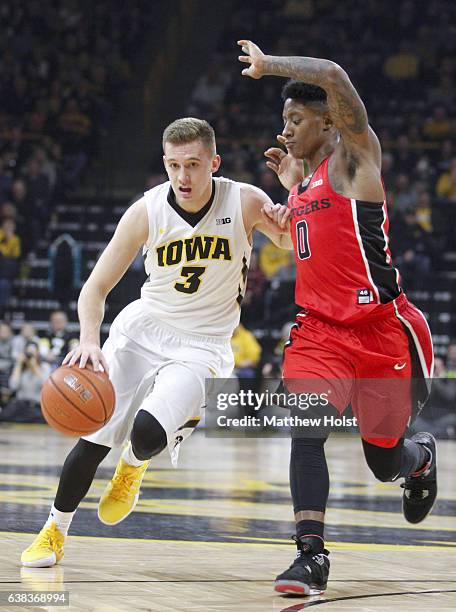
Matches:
[325,62,349,88]
[79,279,109,304]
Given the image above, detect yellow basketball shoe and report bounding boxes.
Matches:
[21,523,65,568]
[98,457,149,525]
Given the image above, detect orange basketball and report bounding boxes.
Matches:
[41,365,115,436]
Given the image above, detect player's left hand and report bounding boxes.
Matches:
[261,203,291,233]
[238,40,266,79]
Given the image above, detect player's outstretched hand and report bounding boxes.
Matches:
[63,342,109,373]
[238,40,266,79]
[261,203,291,234]
[265,135,304,190]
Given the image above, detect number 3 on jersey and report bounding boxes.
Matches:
[175,266,206,294]
[296,220,311,260]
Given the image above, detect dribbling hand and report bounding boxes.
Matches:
[63,342,109,373]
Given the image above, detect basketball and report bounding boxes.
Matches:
[40,365,115,437]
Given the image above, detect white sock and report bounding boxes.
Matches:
[122,443,147,467]
[45,505,74,536]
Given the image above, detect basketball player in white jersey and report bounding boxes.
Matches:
[21,118,293,567]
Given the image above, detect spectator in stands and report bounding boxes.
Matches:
[9,179,39,256]
[11,323,40,359]
[40,310,78,369]
[423,106,451,141]
[436,140,454,174]
[192,63,231,109]
[284,0,315,19]
[262,321,294,379]
[4,125,31,168]
[446,342,456,379]
[258,168,287,204]
[259,240,293,280]
[240,252,267,325]
[33,147,59,194]
[23,157,51,217]
[393,173,416,213]
[415,191,433,233]
[410,357,456,438]
[0,218,21,315]
[429,75,455,109]
[57,99,91,185]
[0,202,17,223]
[435,158,456,248]
[229,157,254,184]
[381,152,396,190]
[231,323,262,381]
[0,322,13,406]
[391,207,432,290]
[394,135,417,176]
[9,179,29,212]
[383,41,419,86]
[1,342,50,422]
[0,153,13,201]
[436,158,456,202]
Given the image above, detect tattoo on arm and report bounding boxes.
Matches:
[262,55,329,85]
[327,83,368,136]
[263,55,368,138]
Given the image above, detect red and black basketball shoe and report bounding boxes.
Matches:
[401,432,437,524]
[274,536,330,595]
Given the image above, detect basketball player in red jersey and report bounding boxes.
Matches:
[238,40,436,596]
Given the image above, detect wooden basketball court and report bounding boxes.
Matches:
[1,424,455,610]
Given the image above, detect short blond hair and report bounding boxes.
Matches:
[162,117,216,155]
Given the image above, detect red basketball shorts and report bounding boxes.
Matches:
[283,293,434,447]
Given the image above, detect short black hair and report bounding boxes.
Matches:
[281,80,327,105]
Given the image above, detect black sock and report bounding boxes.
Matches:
[296,520,325,554]
[402,439,428,478]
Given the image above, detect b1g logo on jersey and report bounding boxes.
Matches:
[357,288,373,304]
[216,217,231,225]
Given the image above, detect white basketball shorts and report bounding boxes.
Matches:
[83,299,234,465]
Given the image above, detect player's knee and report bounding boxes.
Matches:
[362,438,403,482]
[131,410,167,460]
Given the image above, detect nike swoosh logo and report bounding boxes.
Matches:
[394,363,407,370]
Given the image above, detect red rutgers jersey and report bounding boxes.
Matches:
[288,155,401,324]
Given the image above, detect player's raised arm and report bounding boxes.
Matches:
[64,198,149,370]
[238,40,379,160]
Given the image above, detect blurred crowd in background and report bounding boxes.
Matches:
[1,0,456,435]
[0,310,77,421]
[0,0,151,309]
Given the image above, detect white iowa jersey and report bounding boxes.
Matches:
[141,177,252,337]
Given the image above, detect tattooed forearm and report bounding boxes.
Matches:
[262,55,368,138]
[262,55,334,86]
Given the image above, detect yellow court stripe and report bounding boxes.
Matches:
[225,535,456,552]
[417,540,456,547]
[2,469,456,500]
[1,493,456,534]
[0,530,300,549]
[3,531,455,553]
